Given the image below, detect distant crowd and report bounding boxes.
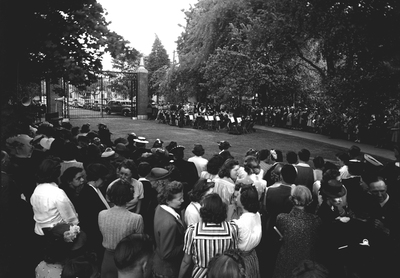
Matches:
[151,101,400,147]
[1,118,400,278]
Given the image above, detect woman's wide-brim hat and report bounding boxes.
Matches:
[320,179,347,199]
[146,167,172,181]
[170,145,185,154]
[134,136,149,144]
[101,147,115,158]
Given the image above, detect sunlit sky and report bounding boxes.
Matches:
[98,0,198,70]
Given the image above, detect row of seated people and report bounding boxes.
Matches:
[156,109,256,134]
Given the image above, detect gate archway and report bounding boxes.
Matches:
[67,71,138,119]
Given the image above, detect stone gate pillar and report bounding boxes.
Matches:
[136,58,148,119]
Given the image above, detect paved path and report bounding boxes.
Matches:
[254,125,395,161]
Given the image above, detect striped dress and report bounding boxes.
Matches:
[183,220,238,278]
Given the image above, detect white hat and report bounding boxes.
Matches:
[101,147,115,158]
[134,136,149,144]
[39,137,55,150]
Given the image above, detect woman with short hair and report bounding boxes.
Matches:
[178,193,238,278]
[152,181,185,278]
[99,180,144,278]
[272,185,322,278]
[232,184,262,278]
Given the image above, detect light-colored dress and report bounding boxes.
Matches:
[212,177,235,205]
[233,212,262,278]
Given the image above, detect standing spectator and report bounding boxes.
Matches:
[379,144,400,199]
[294,149,315,192]
[178,193,238,278]
[31,157,79,236]
[137,162,158,239]
[313,156,325,182]
[217,140,232,156]
[213,158,240,205]
[272,186,322,278]
[153,181,185,278]
[99,180,144,278]
[59,167,86,211]
[114,234,154,278]
[77,163,110,266]
[183,178,215,227]
[336,152,351,181]
[259,164,296,278]
[188,144,208,178]
[232,185,262,278]
[207,249,246,278]
[200,154,224,181]
[169,145,199,208]
[107,159,144,214]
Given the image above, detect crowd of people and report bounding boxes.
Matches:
[1,118,400,278]
[152,102,400,147]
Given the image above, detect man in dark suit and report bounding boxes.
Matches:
[294,148,314,191]
[169,145,199,210]
[366,176,400,277]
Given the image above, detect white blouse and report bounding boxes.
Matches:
[233,212,262,251]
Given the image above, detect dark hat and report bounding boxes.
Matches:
[170,145,185,154]
[114,137,128,145]
[127,132,137,139]
[50,223,86,251]
[80,123,90,134]
[101,147,115,158]
[192,144,205,156]
[152,138,164,148]
[134,136,149,144]
[320,179,347,199]
[218,140,231,150]
[113,143,128,154]
[145,167,172,181]
[86,130,98,140]
[165,141,178,152]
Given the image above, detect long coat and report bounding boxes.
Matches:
[273,207,322,278]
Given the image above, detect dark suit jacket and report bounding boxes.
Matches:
[77,183,108,252]
[294,164,314,191]
[152,205,185,277]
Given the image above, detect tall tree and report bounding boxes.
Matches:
[146,35,170,98]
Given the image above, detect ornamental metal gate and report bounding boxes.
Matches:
[67,71,138,119]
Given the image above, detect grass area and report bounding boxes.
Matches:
[68,117,388,166]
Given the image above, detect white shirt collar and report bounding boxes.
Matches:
[160,205,180,220]
[380,194,390,207]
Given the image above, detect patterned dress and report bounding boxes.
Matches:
[272,207,322,278]
[183,220,238,278]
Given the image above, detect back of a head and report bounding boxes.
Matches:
[313,156,325,169]
[258,149,270,161]
[85,163,109,182]
[292,260,329,278]
[208,249,246,278]
[281,164,297,184]
[138,162,152,178]
[61,256,95,278]
[114,234,153,273]
[348,145,361,160]
[286,151,298,164]
[298,149,311,162]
